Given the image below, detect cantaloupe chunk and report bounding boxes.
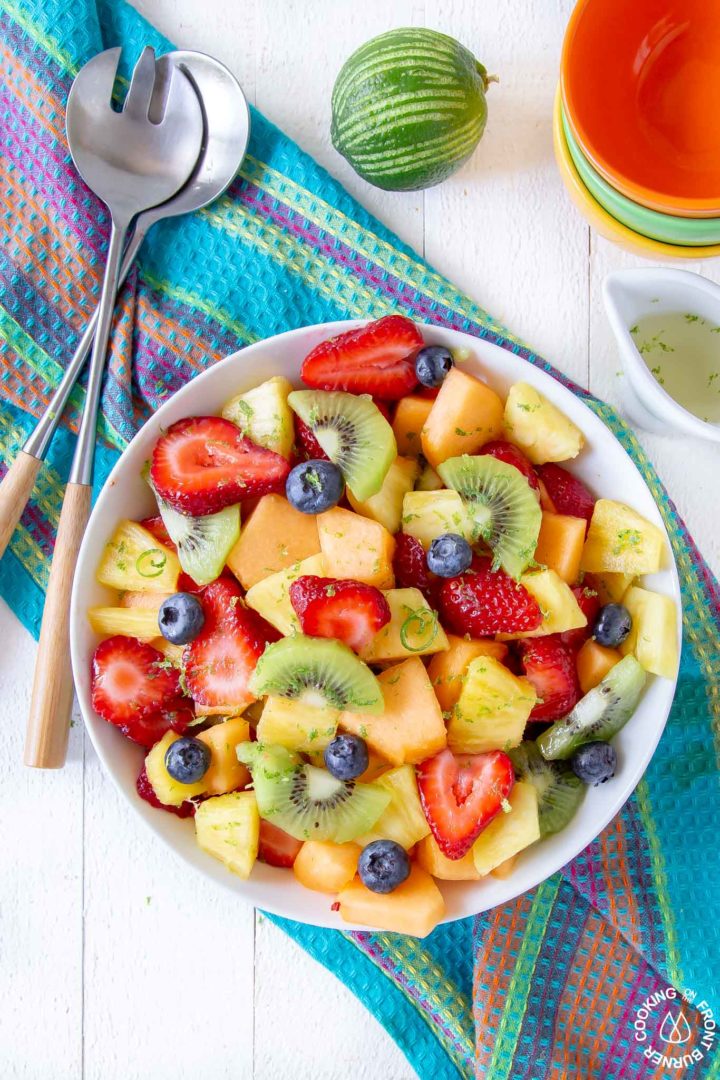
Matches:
[244,552,325,634]
[576,639,622,694]
[448,656,536,754]
[428,635,509,712]
[120,590,173,610]
[355,765,431,849]
[347,457,418,534]
[359,592,449,664]
[145,731,207,806]
[256,696,338,753]
[581,500,666,575]
[226,494,321,590]
[416,833,481,880]
[533,512,586,584]
[357,751,392,783]
[197,716,251,796]
[504,383,584,464]
[88,606,161,643]
[401,489,476,549]
[621,586,679,679]
[421,368,504,468]
[293,840,361,893]
[584,571,634,605]
[499,568,587,639]
[472,781,540,875]
[317,507,395,589]
[392,396,433,456]
[195,791,259,879]
[341,656,447,764]
[338,864,445,937]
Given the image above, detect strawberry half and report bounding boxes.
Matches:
[417,748,515,859]
[438,557,543,637]
[561,586,601,650]
[184,578,278,708]
[136,764,197,817]
[258,820,303,867]
[91,636,189,747]
[289,576,391,652]
[150,416,290,516]
[517,636,581,721]
[295,416,329,461]
[535,464,595,523]
[478,440,539,491]
[392,533,442,608]
[139,515,176,550]
[300,315,422,400]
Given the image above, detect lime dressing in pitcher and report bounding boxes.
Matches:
[630,311,720,424]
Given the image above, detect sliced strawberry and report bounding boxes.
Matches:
[536,477,556,513]
[300,315,422,400]
[392,532,442,607]
[561,586,601,650]
[416,385,440,400]
[479,440,539,491]
[417,748,515,859]
[150,416,290,516]
[535,464,595,523]
[139,515,176,551]
[289,576,391,652]
[372,398,392,422]
[136,764,197,817]
[438,557,542,637]
[517,636,581,721]
[258,820,303,867]
[295,416,329,461]
[184,578,278,708]
[91,635,185,734]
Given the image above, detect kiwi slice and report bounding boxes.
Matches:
[238,742,391,842]
[249,634,384,713]
[155,493,240,587]
[438,455,542,579]
[288,389,396,501]
[509,741,585,838]
[537,656,646,761]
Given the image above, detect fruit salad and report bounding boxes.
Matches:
[87,315,679,937]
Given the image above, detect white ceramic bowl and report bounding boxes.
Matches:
[70,321,681,930]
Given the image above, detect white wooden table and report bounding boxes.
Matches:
[3,2,719,1077]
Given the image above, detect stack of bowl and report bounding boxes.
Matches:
[556,0,720,259]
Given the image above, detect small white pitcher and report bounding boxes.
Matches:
[603,267,720,443]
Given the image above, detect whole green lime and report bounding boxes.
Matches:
[331,27,494,192]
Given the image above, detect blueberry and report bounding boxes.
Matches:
[286,459,344,514]
[427,533,473,577]
[324,734,369,781]
[571,741,617,786]
[358,840,410,894]
[415,345,454,388]
[165,737,211,785]
[593,603,632,647]
[158,593,205,645]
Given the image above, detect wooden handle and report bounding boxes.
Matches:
[24,482,92,769]
[0,450,42,560]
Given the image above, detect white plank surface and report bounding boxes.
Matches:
[2,0,720,1077]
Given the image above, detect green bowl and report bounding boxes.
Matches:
[561,107,720,247]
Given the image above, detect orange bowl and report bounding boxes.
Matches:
[561,0,720,217]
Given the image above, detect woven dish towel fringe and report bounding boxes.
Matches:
[1,1,719,1077]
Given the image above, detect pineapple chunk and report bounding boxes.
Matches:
[96,520,180,592]
[584,571,634,605]
[448,655,536,754]
[472,781,540,875]
[401,489,476,549]
[576,639,622,694]
[257,696,339,753]
[360,589,449,664]
[355,765,431,849]
[88,606,160,643]
[621,586,679,679]
[145,731,206,806]
[422,368,504,468]
[195,792,260,880]
[226,494,321,590]
[341,657,447,765]
[197,716,251,796]
[392,396,433,457]
[491,854,518,879]
[533,512,586,584]
[293,841,361,893]
[499,568,587,639]
[416,833,481,881]
[581,500,666,575]
[150,637,184,666]
[347,456,419,534]
[416,464,444,491]
[244,553,325,635]
[221,375,295,458]
[428,635,509,712]
[338,864,445,937]
[317,507,395,589]
[504,383,584,464]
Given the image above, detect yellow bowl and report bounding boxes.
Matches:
[552,88,720,260]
